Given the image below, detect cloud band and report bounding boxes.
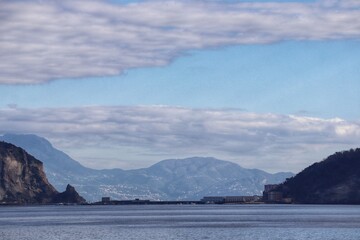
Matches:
[1,0,360,84]
[1,105,359,171]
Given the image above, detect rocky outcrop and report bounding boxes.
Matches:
[52,184,86,204]
[276,148,360,204]
[0,141,86,204]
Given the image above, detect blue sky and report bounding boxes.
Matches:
[0,0,359,172]
[2,40,359,119]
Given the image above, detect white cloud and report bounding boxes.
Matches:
[0,0,360,84]
[0,105,359,172]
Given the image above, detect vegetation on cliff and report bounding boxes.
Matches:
[277,148,360,204]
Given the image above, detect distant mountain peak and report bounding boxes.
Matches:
[0,133,91,175]
[152,157,241,168]
[1,133,54,153]
[2,133,50,143]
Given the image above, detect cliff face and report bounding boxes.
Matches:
[0,141,57,204]
[0,141,86,204]
[278,148,360,204]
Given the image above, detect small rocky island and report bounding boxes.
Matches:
[0,141,85,205]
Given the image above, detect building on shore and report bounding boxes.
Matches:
[101,197,111,204]
[201,196,261,204]
[224,196,261,203]
[97,195,261,205]
[264,184,279,192]
[200,196,225,204]
[96,197,202,205]
[263,184,292,203]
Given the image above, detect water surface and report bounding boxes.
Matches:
[1,204,360,239]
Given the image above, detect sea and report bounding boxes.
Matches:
[1,204,360,240]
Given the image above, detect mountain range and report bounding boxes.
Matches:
[0,134,293,202]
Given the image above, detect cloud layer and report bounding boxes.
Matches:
[1,0,360,84]
[1,105,359,172]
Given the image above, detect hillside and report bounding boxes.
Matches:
[277,148,360,204]
[139,157,292,200]
[1,134,293,202]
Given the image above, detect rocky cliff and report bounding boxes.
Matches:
[52,184,86,204]
[277,148,360,204]
[0,141,85,204]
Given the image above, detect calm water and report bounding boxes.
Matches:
[1,204,360,240]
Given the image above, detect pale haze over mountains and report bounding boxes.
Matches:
[0,134,293,202]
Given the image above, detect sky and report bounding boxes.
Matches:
[0,0,359,173]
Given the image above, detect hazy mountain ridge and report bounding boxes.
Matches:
[0,134,293,202]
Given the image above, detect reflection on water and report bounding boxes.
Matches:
[1,204,360,240]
